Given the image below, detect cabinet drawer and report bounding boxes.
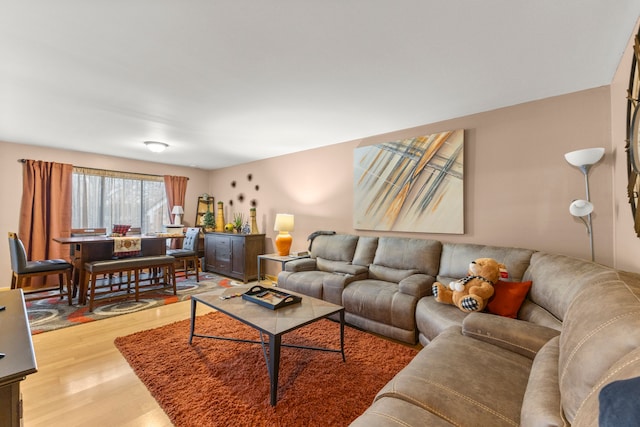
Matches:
[215,239,231,262]
[216,260,230,272]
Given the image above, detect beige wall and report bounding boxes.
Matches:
[0,86,626,286]
[4,24,640,285]
[211,87,616,279]
[0,141,210,286]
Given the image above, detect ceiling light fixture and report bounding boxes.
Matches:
[144,141,169,153]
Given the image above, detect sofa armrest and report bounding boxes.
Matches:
[283,258,317,272]
[333,264,368,276]
[323,270,368,305]
[462,312,560,359]
[398,274,435,298]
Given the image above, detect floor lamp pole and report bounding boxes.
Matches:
[581,167,594,262]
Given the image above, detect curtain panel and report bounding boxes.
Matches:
[163,175,188,218]
[164,175,188,249]
[19,159,73,286]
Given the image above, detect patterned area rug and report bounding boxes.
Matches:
[26,273,252,334]
[115,312,419,426]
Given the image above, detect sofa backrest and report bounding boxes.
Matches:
[520,253,619,330]
[310,234,358,261]
[310,234,359,272]
[437,242,535,284]
[558,272,640,424]
[352,236,379,266]
[371,237,441,276]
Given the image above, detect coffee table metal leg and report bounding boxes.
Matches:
[269,333,282,406]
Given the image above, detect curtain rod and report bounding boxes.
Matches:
[17,159,188,180]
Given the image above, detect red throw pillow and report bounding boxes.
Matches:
[486,280,533,318]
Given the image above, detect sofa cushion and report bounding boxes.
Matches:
[342,280,417,331]
[438,243,534,283]
[352,236,378,266]
[486,280,533,318]
[375,327,533,427]
[311,234,359,262]
[517,300,562,331]
[275,270,326,299]
[368,264,418,283]
[372,237,441,275]
[316,257,353,273]
[415,297,469,345]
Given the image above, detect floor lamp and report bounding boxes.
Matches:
[564,147,604,261]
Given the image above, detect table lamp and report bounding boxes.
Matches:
[171,205,184,225]
[274,213,294,256]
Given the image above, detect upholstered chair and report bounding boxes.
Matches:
[8,232,73,304]
[166,227,200,282]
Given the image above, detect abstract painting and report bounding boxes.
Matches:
[353,130,464,233]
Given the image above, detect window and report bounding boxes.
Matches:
[72,167,169,234]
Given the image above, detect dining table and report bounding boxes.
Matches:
[53,234,169,304]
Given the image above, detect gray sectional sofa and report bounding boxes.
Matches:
[277,233,640,426]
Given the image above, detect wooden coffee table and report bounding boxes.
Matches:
[189,286,345,406]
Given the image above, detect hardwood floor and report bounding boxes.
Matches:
[22,300,215,426]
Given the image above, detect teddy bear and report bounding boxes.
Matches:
[432,257,505,312]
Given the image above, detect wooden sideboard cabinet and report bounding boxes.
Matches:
[0,290,37,427]
[204,232,265,282]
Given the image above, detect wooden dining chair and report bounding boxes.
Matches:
[8,232,73,304]
[166,227,201,282]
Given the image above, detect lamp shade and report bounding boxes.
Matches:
[564,148,605,167]
[171,205,184,225]
[274,214,294,232]
[569,199,594,217]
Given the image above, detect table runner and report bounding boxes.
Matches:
[112,236,142,257]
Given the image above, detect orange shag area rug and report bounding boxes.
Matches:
[115,312,419,426]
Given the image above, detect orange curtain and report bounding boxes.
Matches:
[19,160,73,286]
[164,175,188,248]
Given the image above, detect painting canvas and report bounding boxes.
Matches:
[353,130,464,233]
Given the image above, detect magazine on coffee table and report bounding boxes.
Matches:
[242,285,302,310]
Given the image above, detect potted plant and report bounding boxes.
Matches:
[202,210,215,232]
[233,212,244,233]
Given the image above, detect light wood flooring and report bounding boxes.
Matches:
[22,299,215,427]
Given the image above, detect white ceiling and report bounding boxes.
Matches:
[1,1,639,170]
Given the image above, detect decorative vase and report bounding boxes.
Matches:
[250,208,259,234]
[275,232,292,256]
[215,202,225,232]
